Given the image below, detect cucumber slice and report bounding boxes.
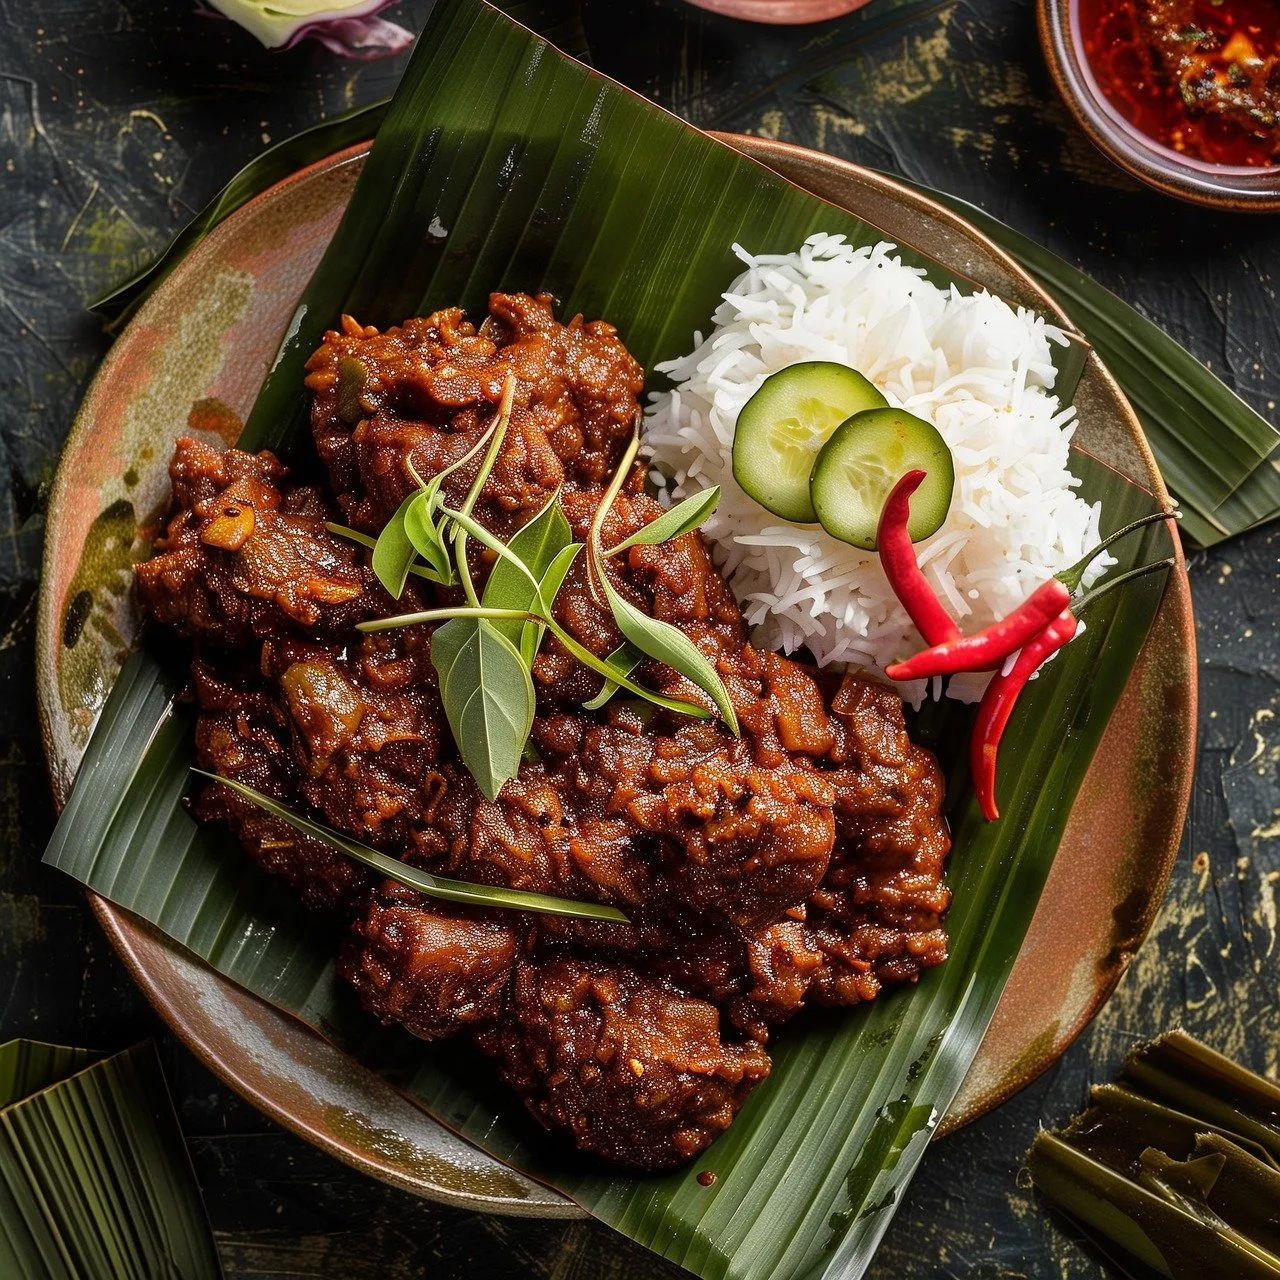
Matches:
[732,361,887,522]
[809,408,954,550]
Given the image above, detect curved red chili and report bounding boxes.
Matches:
[885,577,1071,681]
[887,508,1176,682]
[971,610,1080,822]
[877,470,959,648]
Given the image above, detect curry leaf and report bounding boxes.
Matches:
[431,617,536,802]
[599,573,739,734]
[197,770,623,921]
[402,489,453,583]
[582,643,643,711]
[482,493,574,653]
[606,487,721,556]
[523,543,581,666]
[370,493,419,598]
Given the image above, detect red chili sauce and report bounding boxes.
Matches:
[1078,0,1280,166]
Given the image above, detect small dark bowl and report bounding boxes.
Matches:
[684,0,871,22]
[1038,0,1280,212]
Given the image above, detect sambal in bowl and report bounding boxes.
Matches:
[1039,0,1280,210]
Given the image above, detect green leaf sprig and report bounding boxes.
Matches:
[329,375,731,798]
[196,770,627,922]
[586,422,738,735]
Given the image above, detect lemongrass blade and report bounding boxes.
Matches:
[1065,1082,1280,1174]
[588,417,641,604]
[357,605,713,722]
[194,771,627,922]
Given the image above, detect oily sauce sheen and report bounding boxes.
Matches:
[136,294,953,1172]
[1079,0,1280,166]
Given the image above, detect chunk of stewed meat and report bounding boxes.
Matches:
[481,958,770,1170]
[340,885,520,1040]
[304,293,643,535]
[136,437,390,648]
[190,655,368,910]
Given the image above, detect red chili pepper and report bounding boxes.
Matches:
[885,508,1177,682]
[971,610,1080,822]
[885,577,1071,681]
[877,470,959,648]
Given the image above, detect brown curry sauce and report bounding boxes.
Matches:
[135,295,952,1171]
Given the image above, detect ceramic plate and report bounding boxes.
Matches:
[36,135,1196,1216]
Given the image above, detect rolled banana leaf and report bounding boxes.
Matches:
[1029,1030,1280,1280]
[0,1040,220,1280]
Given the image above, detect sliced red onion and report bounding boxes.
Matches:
[204,0,413,60]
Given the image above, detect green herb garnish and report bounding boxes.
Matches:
[605,485,720,557]
[582,643,643,711]
[586,421,738,735]
[331,373,732,799]
[196,770,627,921]
[427,619,536,803]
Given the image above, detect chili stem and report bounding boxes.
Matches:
[1058,508,1179,591]
[1071,557,1175,615]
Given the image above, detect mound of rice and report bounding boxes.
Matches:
[644,233,1111,704]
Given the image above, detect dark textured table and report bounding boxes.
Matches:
[2,1,1277,1276]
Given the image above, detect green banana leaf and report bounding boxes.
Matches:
[84,82,1277,546]
[86,0,587,335]
[45,1,1178,1277]
[0,1041,221,1280]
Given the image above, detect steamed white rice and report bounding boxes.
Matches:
[643,233,1111,704]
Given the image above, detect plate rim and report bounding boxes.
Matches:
[36,134,1196,1208]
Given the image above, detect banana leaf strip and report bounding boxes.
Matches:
[0,1041,220,1280]
[0,1039,98,1109]
[44,2,1178,1276]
